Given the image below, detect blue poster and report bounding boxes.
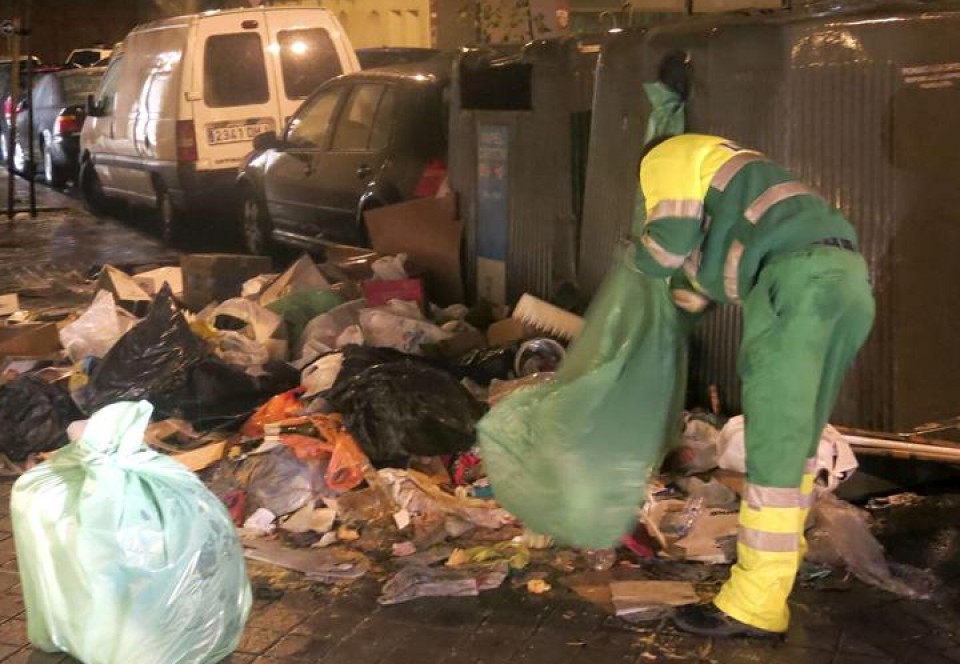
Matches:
[476,125,509,261]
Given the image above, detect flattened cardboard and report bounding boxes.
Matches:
[258,254,331,307]
[96,265,152,307]
[0,294,19,316]
[133,267,184,297]
[0,323,61,358]
[364,195,464,306]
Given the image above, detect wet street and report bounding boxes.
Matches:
[0,172,959,664]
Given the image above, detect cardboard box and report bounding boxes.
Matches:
[0,323,61,358]
[364,195,465,306]
[181,254,273,312]
[486,318,534,347]
[362,278,425,308]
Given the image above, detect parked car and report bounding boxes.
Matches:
[12,67,105,186]
[0,57,43,162]
[236,57,451,254]
[356,47,441,70]
[79,6,358,242]
[65,47,113,68]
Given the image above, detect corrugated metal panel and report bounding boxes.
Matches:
[577,7,960,431]
[452,38,598,306]
[577,32,649,300]
[786,58,897,430]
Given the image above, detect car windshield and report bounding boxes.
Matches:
[67,51,103,67]
[60,72,103,105]
[278,28,342,100]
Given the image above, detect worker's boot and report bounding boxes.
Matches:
[672,603,785,640]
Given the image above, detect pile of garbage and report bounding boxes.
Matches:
[0,248,935,630]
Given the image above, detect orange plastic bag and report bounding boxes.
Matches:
[272,414,369,492]
[240,388,304,439]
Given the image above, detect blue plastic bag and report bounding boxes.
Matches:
[478,261,688,548]
[11,401,251,664]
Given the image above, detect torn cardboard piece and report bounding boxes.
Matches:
[96,265,152,314]
[258,254,331,308]
[0,323,61,359]
[364,195,464,306]
[133,267,184,298]
[609,580,700,619]
[0,294,20,317]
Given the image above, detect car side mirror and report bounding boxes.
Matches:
[252,130,280,152]
[85,94,99,117]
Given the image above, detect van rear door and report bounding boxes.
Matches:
[191,13,281,172]
[263,9,359,122]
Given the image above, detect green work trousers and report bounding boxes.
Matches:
[714,246,875,632]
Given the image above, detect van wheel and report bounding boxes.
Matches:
[43,143,67,188]
[241,189,273,256]
[79,161,109,215]
[157,190,185,246]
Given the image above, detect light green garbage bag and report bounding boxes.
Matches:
[11,401,252,664]
[643,81,685,144]
[478,260,689,548]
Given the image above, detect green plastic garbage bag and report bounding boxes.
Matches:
[478,260,689,548]
[11,400,252,664]
[266,290,344,349]
[643,81,686,144]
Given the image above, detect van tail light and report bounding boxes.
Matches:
[176,120,198,163]
[54,112,83,136]
[2,97,11,120]
[413,158,447,198]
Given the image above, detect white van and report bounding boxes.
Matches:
[79,6,359,242]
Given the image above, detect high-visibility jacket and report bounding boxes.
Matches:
[632,134,858,312]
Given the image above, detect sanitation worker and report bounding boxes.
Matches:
[624,133,875,638]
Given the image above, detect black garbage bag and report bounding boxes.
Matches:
[178,358,301,429]
[0,375,77,460]
[328,359,486,462]
[456,344,518,385]
[79,284,204,415]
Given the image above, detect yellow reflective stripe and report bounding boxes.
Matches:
[648,199,704,221]
[640,234,686,269]
[744,181,821,224]
[739,502,800,534]
[800,473,815,499]
[723,240,744,302]
[711,151,765,192]
[671,289,710,313]
[738,526,800,553]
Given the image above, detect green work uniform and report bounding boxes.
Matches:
[631,134,875,633]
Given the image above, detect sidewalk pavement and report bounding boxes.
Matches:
[0,172,959,664]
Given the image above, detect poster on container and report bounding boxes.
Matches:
[476,124,510,305]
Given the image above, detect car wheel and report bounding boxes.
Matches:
[157,189,185,246]
[43,144,67,188]
[12,141,26,175]
[79,160,109,215]
[241,188,273,256]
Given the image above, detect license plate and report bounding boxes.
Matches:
[205,122,272,145]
